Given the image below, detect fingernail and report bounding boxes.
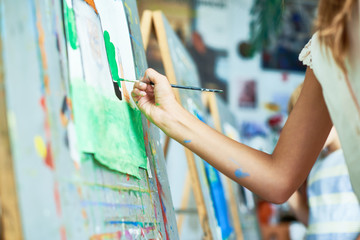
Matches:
[140,91,146,96]
[139,82,146,87]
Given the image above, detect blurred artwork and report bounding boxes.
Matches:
[188,32,228,101]
[238,80,257,108]
[261,1,318,72]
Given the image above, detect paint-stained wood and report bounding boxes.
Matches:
[0,26,24,240]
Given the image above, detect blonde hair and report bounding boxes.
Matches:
[288,83,304,114]
[316,0,357,73]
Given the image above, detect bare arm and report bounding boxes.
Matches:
[287,183,309,225]
[132,67,332,203]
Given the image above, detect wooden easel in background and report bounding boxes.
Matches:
[202,92,244,240]
[141,10,244,240]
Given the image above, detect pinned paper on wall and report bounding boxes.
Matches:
[66,0,147,178]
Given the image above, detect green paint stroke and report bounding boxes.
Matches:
[71,79,147,178]
[208,165,219,184]
[103,30,121,87]
[64,1,78,50]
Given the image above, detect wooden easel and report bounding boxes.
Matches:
[141,10,245,240]
[141,10,214,240]
[0,29,23,240]
[0,80,22,240]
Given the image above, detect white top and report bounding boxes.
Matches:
[299,33,360,201]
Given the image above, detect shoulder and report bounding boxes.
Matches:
[298,33,320,70]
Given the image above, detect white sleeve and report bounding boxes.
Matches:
[299,36,314,69]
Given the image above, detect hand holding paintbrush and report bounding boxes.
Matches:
[131,69,189,126]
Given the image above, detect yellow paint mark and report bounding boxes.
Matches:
[264,102,280,112]
[151,142,156,156]
[34,136,47,158]
[124,2,133,24]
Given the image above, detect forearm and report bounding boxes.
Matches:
[160,104,292,203]
[288,191,309,225]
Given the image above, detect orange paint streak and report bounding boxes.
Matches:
[60,226,67,240]
[77,186,83,197]
[43,75,50,94]
[67,97,74,121]
[60,113,68,126]
[54,182,62,216]
[84,0,98,14]
[81,209,88,219]
[36,17,48,69]
[45,143,54,169]
[36,12,50,94]
[40,97,46,111]
[121,82,131,103]
[144,131,149,146]
[90,231,122,240]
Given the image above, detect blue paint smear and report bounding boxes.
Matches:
[204,162,234,238]
[81,201,143,209]
[235,168,250,178]
[104,220,155,228]
[130,33,143,48]
[183,140,191,143]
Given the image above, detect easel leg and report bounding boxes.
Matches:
[177,172,192,235]
[227,179,244,240]
[163,135,171,159]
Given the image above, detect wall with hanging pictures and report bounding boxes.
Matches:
[171,0,317,152]
[228,0,318,151]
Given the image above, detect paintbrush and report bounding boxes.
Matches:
[119,78,223,93]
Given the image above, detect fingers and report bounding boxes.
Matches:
[134,81,148,91]
[141,68,168,85]
[131,88,146,101]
